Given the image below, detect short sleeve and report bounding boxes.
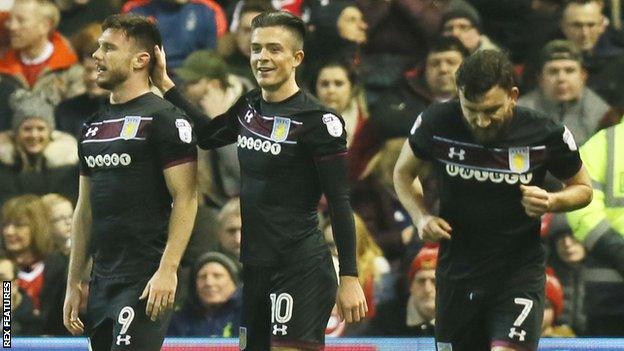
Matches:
[77,126,91,176]
[407,110,435,161]
[546,124,583,180]
[77,142,90,176]
[151,107,198,169]
[302,112,347,159]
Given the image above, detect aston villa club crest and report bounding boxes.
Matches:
[271,117,291,142]
[120,116,142,140]
[509,147,530,173]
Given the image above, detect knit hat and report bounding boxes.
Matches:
[441,9,482,33]
[8,90,56,133]
[174,50,230,84]
[545,268,564,321]
[194,251,240,285]
[408,246,439,283]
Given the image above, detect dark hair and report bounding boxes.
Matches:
[101,14,162,70]
[538,40,584,70]
[251,10,306,49]
[429,35,470,58]
[455,50,515,101]
[310,59,359,96]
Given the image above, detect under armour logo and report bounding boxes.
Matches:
[272,324,288,336]
[244,110,254,123]
[448,147,466,160]
[116,334,131,346]
[508,327,526,341]
[86,127,99,137]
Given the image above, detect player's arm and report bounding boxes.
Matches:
[393,140,451,242]
[316,154,368,323]
[140,161,198,321]
[520,165,592,217]
[150,45,237,149]
[63,175,92,335]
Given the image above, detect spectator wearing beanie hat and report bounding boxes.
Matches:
[0,89,78,206]
[542,269,576,337]
[168,251,242,337]
[366,246,438,336]
[441,9,501,54]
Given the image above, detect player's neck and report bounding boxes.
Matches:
[262,78,300,103]
[110,76,151,105]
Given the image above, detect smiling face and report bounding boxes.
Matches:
[16,118,51,155]
[459,85,518,144]
[196,262,237,307]
[250,26,303,92]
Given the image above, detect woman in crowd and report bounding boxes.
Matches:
[1,194,68,335]
[312,60,380,181]
[0,90,78,206]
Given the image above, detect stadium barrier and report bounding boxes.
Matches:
[9,337,624,351]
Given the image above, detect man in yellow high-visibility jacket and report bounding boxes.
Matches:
[567,119,624,336]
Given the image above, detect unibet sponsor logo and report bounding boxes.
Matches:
[237,135,281,155]
[445,164,532,185]
[85,153,131,168]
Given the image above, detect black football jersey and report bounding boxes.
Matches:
[78,93,197,279]
[408,101,582,287]
[204,90,347,267]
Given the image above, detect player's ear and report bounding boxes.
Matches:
[509,87,519,104]
[293,49,304,68]
[132,52,150,70]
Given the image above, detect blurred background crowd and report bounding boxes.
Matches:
[0,0,623,339]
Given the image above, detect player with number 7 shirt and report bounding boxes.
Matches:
[393,50,592,351]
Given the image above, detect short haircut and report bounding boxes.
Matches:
[455,50,515,101]
[251,10,305,50]
[101,14,162,70]
[538,40,584,71]
[428,36,470,58]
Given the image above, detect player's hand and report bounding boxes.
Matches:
[418,215,452,242]
[63,283,85,335]
[139,267,177,321]
[520,185,551,218]
[336,276,368,323]
[151,45,175,93]
[199,81,230,118]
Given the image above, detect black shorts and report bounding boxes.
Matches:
[435,276,545,351]
[86,275,173,351]
[240,252,337,351]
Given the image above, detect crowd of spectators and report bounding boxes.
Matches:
[1,0,623,338]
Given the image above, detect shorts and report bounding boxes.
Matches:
[240,251,337,351]
[86,275,173,351]
[435,277,545,351]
